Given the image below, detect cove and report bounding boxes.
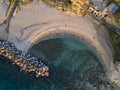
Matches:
[28,36,111,90]
[0,36,112,90]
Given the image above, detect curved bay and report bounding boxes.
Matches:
[0,37,111,90]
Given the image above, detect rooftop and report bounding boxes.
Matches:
[108,3,119,13]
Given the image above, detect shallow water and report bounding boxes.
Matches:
[0,37,111,90]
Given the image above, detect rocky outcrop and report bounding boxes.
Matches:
[0,40,49,77]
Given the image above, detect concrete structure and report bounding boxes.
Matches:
[70,0,107,19]
[102,3,119,15]
[108,3,119,13]
[88,6,107,19]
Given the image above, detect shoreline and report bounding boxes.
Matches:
[26,27,120,87]
[1,0,120,87]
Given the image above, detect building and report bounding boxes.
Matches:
[108,3,119,13]
[88,7,107,19]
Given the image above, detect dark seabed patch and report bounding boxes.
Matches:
[0,37,112,90]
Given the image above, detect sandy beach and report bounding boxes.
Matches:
[0,0,120,87]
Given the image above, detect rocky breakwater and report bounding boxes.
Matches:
[0,40,49,77]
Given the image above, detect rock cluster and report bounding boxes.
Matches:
[0,40,49,77]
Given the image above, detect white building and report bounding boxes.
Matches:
[88,7,107,19]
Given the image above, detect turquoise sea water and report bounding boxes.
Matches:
[0,37,110,90]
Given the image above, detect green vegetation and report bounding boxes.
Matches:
[107,30,120,62]
[42,0,72,8]
[103,0,120,62]
[51,0,71,6]
[19,0,34,5]
[61,0,71,6]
